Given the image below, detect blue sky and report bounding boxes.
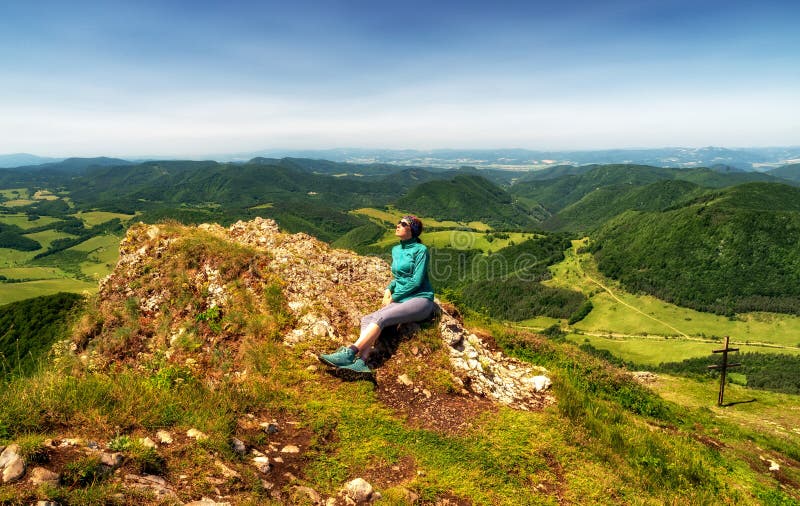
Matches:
[1,0,798,157]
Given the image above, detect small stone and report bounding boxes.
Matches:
[529,375,552,392]
[397,374,413,386]
[156,430,173,444]
[187,428,208,441]
[252,456,271,474]
[259,422,279,434]
[422,389,432,399]
[214,460,241,479]
[344,477,374,503]
[184,498,232,506]
[231,438,246,455]
[294,485,322,504]
[100,452,124,468]
[37,502,60,506]
[29,467,59,486]
[272,456,284,464]
[140,437,158,449]
[280,445,300,454]
[0,445,25,483]
[306,364,319,372]
[87,441,99,449]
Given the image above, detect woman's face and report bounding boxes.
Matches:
[395,219,413,240]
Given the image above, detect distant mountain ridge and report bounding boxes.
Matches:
[7,146,800,171]
[240,146,800,171]
[0,153,62,168]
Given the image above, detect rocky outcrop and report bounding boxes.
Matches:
[94,217,551,408]
[0,445,25,483]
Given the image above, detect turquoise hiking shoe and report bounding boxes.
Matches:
[338,358,372,375]
[318,346,356,367]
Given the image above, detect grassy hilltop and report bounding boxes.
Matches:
[1,219,798,505]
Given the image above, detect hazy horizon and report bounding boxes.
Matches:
[2,0,798,158]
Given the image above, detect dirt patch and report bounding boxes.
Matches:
[539,451,566,504]
[361,454,418,489]
[376,376,496,435]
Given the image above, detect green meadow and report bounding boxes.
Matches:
[351,206,491,231]
[567,333,800,367]
[0,189,133,304]
[23,229,76,249]
[0,213,62,229]
[74,210,135,227]
[523,239,800,365]
[0,278,97,305]
[0,267,67,280]
[374,229,534,252]
[0,188,30,200]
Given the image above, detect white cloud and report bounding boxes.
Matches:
[1,86,797,157]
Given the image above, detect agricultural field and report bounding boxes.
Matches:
[0,214,62,229]
[373,229,535,252]
[566,333,800,367]
[74,210,135,227]
[353,207,532,253]
[523,240,800,363]
[351,207,491,231]
[0,187,131,304]
[0,278,97,305]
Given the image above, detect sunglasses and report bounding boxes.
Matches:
[397,221,410,228]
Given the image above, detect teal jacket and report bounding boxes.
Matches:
[387,238,434,303]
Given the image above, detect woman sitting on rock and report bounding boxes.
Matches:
[319,215,435,375]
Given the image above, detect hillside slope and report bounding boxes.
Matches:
[0,219,797,504]
[591,182,800,315]
[396,174,544,228]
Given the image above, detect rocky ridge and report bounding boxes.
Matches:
[4,217,554,504]
[111,217,553,409]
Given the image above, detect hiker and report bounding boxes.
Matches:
[319,215,435,375]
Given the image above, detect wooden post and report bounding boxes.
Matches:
[708,336,741,406]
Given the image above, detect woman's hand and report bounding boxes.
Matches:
[382,289,393,306]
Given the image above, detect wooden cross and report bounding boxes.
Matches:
[707,336,741,406]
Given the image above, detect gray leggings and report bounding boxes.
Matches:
[361,297,436,330]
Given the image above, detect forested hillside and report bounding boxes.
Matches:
[542,179,704,233]
[591,182,800,315]
[0,293,83,376]
[396,174,544,227]
[509,163,790,218]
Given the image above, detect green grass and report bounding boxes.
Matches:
[0,189,30,200]
[0,279,97,305]
[351,207,492,231]
[567,333,800,367]
[1,199,35,207]
[0,267,68,280]
[71,234,121,280]
[73,211,135,227]
[373,229,534,252]
[652,373,800,449]
[541,239,800,351]
[1,221,798,504]
[0,214,61,230]
[0,247,39,267]
[23,229,75,250]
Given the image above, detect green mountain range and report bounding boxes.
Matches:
[591,182,800,315]
[396,174,543,228]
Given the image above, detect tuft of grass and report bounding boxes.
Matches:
[14,433,49,465]
[62,456,107,488]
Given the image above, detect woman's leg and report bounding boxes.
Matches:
[354,298,435,360]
